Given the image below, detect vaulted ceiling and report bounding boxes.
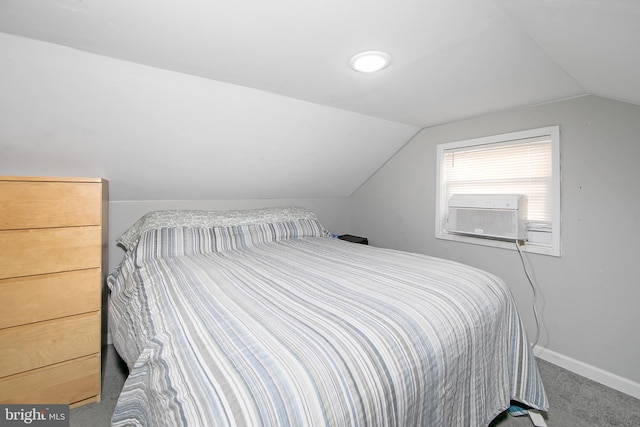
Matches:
[1,0,638,200]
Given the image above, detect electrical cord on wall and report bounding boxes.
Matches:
[515,241,541,348]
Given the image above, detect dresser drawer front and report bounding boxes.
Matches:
[0,181,102,230]
[0,354,100,405]
[0,226,101,279]
[0,269,101,329]
[0,311,100,377]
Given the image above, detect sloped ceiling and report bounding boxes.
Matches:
[0,0,638,201]
[494,0,640,108]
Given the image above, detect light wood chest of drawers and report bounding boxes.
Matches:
[0,176,108,407]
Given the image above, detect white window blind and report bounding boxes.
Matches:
[436,125,560,256]
[443,136,552,225]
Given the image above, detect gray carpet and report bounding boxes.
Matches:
[72,345,640,426]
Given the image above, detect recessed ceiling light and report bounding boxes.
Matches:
[349,51,391,73]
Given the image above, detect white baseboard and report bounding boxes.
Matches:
[533,346,640,400]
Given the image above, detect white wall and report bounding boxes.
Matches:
[0,33,418,201]
[350,95,640,397]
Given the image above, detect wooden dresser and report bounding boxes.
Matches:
[0,176,107,407]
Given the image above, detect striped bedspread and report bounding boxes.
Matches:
[108,215,548,426]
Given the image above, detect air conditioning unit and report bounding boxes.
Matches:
[447,194,527,241]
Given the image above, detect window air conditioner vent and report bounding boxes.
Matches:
[447,194,527,242]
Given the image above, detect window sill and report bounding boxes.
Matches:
[436,231,560,257]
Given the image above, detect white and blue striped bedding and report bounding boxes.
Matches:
[108,210,548,426]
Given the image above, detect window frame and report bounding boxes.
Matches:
[435,126,561,256]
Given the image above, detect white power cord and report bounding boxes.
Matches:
[515,241,541,348]
[516,242,547,426]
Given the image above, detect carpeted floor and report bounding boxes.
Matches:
[72,345,640,426]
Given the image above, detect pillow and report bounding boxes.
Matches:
[117,206,327,250]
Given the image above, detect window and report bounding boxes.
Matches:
[436,126,560,256]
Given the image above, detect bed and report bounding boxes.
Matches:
[107,206,548,426]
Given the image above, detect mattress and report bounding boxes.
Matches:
[107,207,548,426]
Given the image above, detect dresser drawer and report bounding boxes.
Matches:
[0,180,102,230]
[0,226,101,279]
[0,269,100,329]
[0,354,100,405]
[0,311,100,377]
